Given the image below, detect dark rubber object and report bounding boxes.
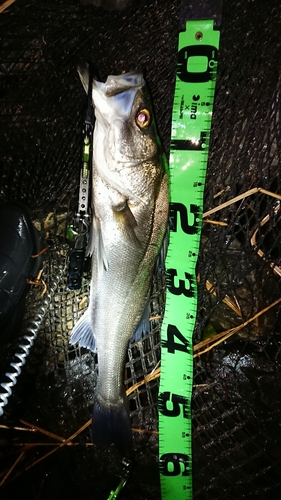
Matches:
[0,202,44,339]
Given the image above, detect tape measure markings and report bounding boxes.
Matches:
[159,19,220,499]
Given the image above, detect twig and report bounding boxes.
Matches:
[132,428,158,435]
[32,246,49,258]
[43,212,54,229]
[205,280,242,317]
[25,419,91,470]
[126,367,160,396]
[78,296,88,310]
[26,268,47,297]
[203,187,281,218]
[4,443,68,448]
[0,0,16,14]
[213,186,231,199]
[203,219,228,227]
[0,424,35,432]
[193,383,215,390]
[0,452,25,487]
[193,297,281,357]
[250,202,281,277]
[19,419,72,444]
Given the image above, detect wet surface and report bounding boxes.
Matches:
[1,0,281,498]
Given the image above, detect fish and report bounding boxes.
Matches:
[70,66,169,457]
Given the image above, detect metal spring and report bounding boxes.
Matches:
[0,256,66,417]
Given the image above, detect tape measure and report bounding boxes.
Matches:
[158,17,221,499]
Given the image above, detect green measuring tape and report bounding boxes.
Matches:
[158,15,221,499]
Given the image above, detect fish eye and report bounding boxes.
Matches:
[135,108,151,129]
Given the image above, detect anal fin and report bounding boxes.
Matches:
[70,308,96,352]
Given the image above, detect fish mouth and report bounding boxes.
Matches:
[102,72,145,97]
[92,72,145,120]
[78,64,145,120]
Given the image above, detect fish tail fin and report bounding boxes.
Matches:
[92,395,133,457]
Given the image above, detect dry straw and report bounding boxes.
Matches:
[0,0,16,14]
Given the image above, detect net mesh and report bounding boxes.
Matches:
[0,0,281,498]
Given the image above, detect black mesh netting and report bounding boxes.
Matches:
[0,0,281,499]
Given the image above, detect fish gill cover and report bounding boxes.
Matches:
[0,0,281,499]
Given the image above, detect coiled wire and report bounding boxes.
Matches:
[0,253,66,416]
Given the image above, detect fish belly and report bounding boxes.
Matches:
[90,171,168,454]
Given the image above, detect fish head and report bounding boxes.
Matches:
[78,66,160,165]
[92,72,160,167]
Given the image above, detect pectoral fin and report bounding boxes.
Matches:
[112,202,140,247]
[86,215,109,272]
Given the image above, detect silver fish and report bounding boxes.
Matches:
[70,67,169,456]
